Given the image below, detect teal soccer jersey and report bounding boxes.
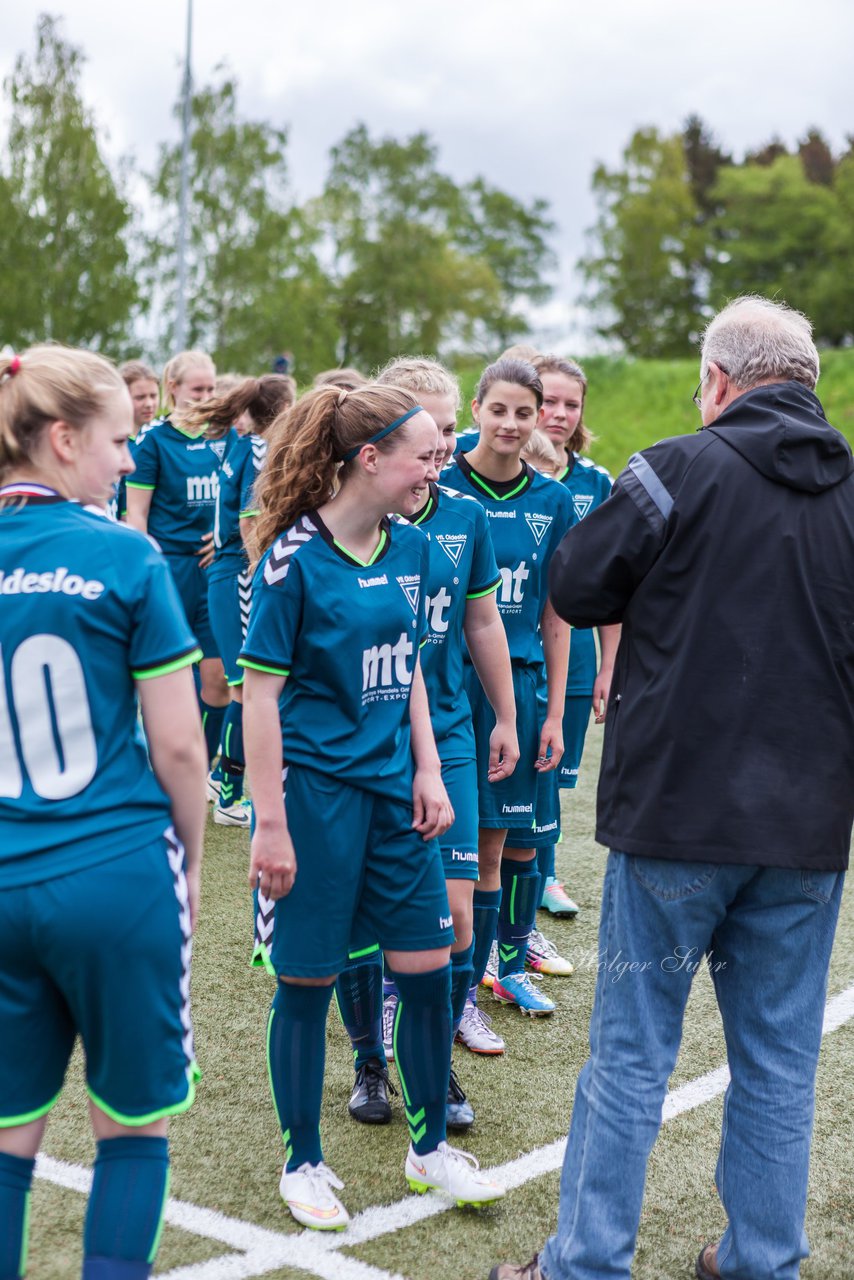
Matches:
[210,433,266,584]
[0,487,201,888]
[239,512,429,803]
[127,418,223,553]
[409,482,500,761]
[558,453,613,694]
[442,456,575,665]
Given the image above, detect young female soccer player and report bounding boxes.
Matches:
[534,356,619,917]
[334,358,518,1130]
[0,345,207,1279]
[177,374,296,828]
[240,382,505,1229]
[443,359,573,1033]
[125,351,231,769]
[107,361,160,521]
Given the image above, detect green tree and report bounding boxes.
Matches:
[0,13,137,350]
[682,114,731,216]
[314,124,554,369]
[149,74,337,375]
[708,154,854,345]
[579,127,705,357]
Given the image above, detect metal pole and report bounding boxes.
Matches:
[175,0,193,350]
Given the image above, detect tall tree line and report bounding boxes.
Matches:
[580,116,854,357]
[0,15,555,375]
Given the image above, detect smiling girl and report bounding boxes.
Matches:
[240,382,505,1229]
[443,358,573,1029]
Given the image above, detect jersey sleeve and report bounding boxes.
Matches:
[238,548,304,677]
[127,430,160,491]
[128,541,202,678]
[466,503,501,599]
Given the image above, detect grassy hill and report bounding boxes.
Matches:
[455,349,854,477]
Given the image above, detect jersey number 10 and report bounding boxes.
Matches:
[0,634,98,800]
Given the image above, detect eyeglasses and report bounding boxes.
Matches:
[693,365,728,410]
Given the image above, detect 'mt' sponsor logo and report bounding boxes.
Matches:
[361,631,414,703]
[186,472,219,504]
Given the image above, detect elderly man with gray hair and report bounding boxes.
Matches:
[492,297,854,1280]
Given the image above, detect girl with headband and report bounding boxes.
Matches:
[240,382,505,1230]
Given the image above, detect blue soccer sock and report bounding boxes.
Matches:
[387,965,452,1155]
[218,701,245,808]
[537,843,557,884]
[82,1136,170,1280]
[0,1152,35,1280]
[497,858,541,979]
[450,941,475,1035]
[267,981,334,1171]
[470,887,501,1000]
[199,700,226,768]
[335,946,385,1069]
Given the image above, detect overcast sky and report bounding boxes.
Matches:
[4,1,853,349]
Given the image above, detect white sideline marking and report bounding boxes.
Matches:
[35,981,854,1280]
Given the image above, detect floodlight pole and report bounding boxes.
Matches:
[175,0,193,350]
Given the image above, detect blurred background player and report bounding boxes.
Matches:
[313,367,368,392]
[241,383,505,1229]
[125,350,231,778]
[335,357,518,1133]
[109,360,159,521]
[534,355,619,919]
[444,358,573,1036]
[0,345,206,1280]
[178,373,296,828]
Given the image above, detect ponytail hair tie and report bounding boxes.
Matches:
[4,356,21,379]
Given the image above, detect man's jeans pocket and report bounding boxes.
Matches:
[801,870,843,904]
[628,855,720,902]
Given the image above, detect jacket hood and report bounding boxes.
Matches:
[706,382,853,494]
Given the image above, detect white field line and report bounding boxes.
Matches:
[35,981,854,1280]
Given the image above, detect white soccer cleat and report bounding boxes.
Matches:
[405,1141,505,1207]
[213,798,252,828]
[455,998,505,1055]
[279,1161,350,1231]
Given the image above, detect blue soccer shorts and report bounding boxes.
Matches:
[253,764,454,979]
[465,661,539,829]
[558,694,591,790]
[208,569,250,685]
[165,552,218,660]
[439,756,479,880]
[0,830,198,1127]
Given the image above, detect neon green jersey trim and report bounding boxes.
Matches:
[226,673,245,688]
[125,482,157,491]
[333,527,388,567]
[251,941,276,975]
[0,1091,61,1128]
[239,508,259,518]
[466,581,500,600]
[133,649,203,680]
[86,1075,196,1126]
[470,472,528,501]
[411,494,436,526]
[237,658,290,678]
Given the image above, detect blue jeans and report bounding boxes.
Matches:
[541,852,844,1280]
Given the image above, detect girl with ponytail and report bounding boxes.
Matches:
[239,382,505,1229]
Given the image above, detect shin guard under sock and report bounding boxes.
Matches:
[267,981,334,1170]
[387,965,451,1155]
[497,858,540,979]
[450,941,475,1035]
[199,700,227,768]
[0,1152,35,1280]
[335,947,385,1069]
[82,1136,170,1279]
[218,701,245,808]
[470,887,501,997]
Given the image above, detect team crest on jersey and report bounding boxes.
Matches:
[573,495,594,520]
[396,574,421,613]
[524,512,553,546]
[435,533,467,567]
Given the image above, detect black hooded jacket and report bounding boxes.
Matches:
[548,382,854,870]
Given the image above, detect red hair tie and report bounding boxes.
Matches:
[7,356,21,377]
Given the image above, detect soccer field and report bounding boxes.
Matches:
[30,726,854,1279]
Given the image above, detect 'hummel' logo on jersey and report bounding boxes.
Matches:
[435,533,467,567]
[396,574,420,614]
[357,574,388,588]
[524,512,553,545]
[573,495,594,520]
